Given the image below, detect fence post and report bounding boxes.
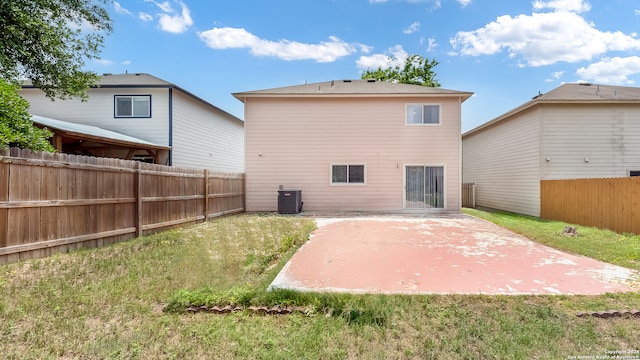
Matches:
[135,161,142,237]
[204,169,209,220]
[472,183,476,208]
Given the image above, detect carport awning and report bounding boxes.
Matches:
[31,115,171,162]
[32,115,170,150]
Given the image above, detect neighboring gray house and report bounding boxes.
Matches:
[462,83,640,217]
[234,79,473,212]
[21,73,244,172]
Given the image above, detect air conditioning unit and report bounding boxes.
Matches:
[278,189,302,214]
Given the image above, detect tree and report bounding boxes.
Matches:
[0,79,54,151]
[0,0,112,100]
[0,0,111,151]
[361,54,441,87]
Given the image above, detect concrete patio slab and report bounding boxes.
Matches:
[269,215,639,295]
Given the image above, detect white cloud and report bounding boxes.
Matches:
[532,0,591,13]
[145,0,174,13]
[457,0,472,7]
[95,59,115,66]
[95,59,133,66]
[403,22,420,34]
[576,56,640,84]
[635,9,640,15]
[359,44,374,54]
[356,45,408,69]
[114,2,131,15]
[426,37,438,52]
[139,12,153,22]
[141,0,192,33]
[199,27,360,62]
[545,70,564,82]
[429,0,441,10]
[157,1,192,33]
[450,10,640,66]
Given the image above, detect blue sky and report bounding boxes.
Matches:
[94,0,640,132]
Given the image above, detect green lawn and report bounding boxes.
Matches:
[1,212,639,359]
[463,207,640,271]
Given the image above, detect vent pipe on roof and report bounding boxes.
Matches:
[367,79,376,83]
[331,80,335,88]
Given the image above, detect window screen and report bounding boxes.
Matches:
[115,95,151,118]
[332,164,365,184]
[406,104,440,124]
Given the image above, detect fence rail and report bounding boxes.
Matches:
[540,177,640,235]
[0,148,245,264]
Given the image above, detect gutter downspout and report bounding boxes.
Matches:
[458,96,463,211]
[168,87,173,166]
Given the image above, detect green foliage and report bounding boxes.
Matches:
[361,54,441,87]
[0,0,112,100]
[0,79,54,151]
[164,286,388,326]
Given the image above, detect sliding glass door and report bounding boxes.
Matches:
[405,166,444,209]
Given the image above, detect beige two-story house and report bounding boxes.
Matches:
[233,79,473,212]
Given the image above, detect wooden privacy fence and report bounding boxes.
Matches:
[0,148,245,264]
[462,183,476,208]
[540,177,640,235]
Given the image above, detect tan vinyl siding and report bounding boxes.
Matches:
[171,91,244,171]
[245,97,461,212]
[21,88,170,146]
[541,104,640,179]
[463,107,541,216]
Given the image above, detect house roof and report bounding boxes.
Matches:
[97,73,173,87]
[233,79,473,102]
[23,73,244,124]
[462,83,640,138]
[32,115,171,150]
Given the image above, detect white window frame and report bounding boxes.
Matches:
[402,163,447,210]
[114,95,151,118]
[405,103,441,126]
[330,163,367,186]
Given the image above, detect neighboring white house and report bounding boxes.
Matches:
[21,73,244,172]
[233,79,473,212]
[462,83,640,217]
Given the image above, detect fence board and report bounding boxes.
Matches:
[462,183,475,208]
[541,177,640,235]
[0,149,8,248]
[0,148,245,263]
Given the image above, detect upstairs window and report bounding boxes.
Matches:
[406,104,440,125]
[331,164,366,185]
[115,95,151,118]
